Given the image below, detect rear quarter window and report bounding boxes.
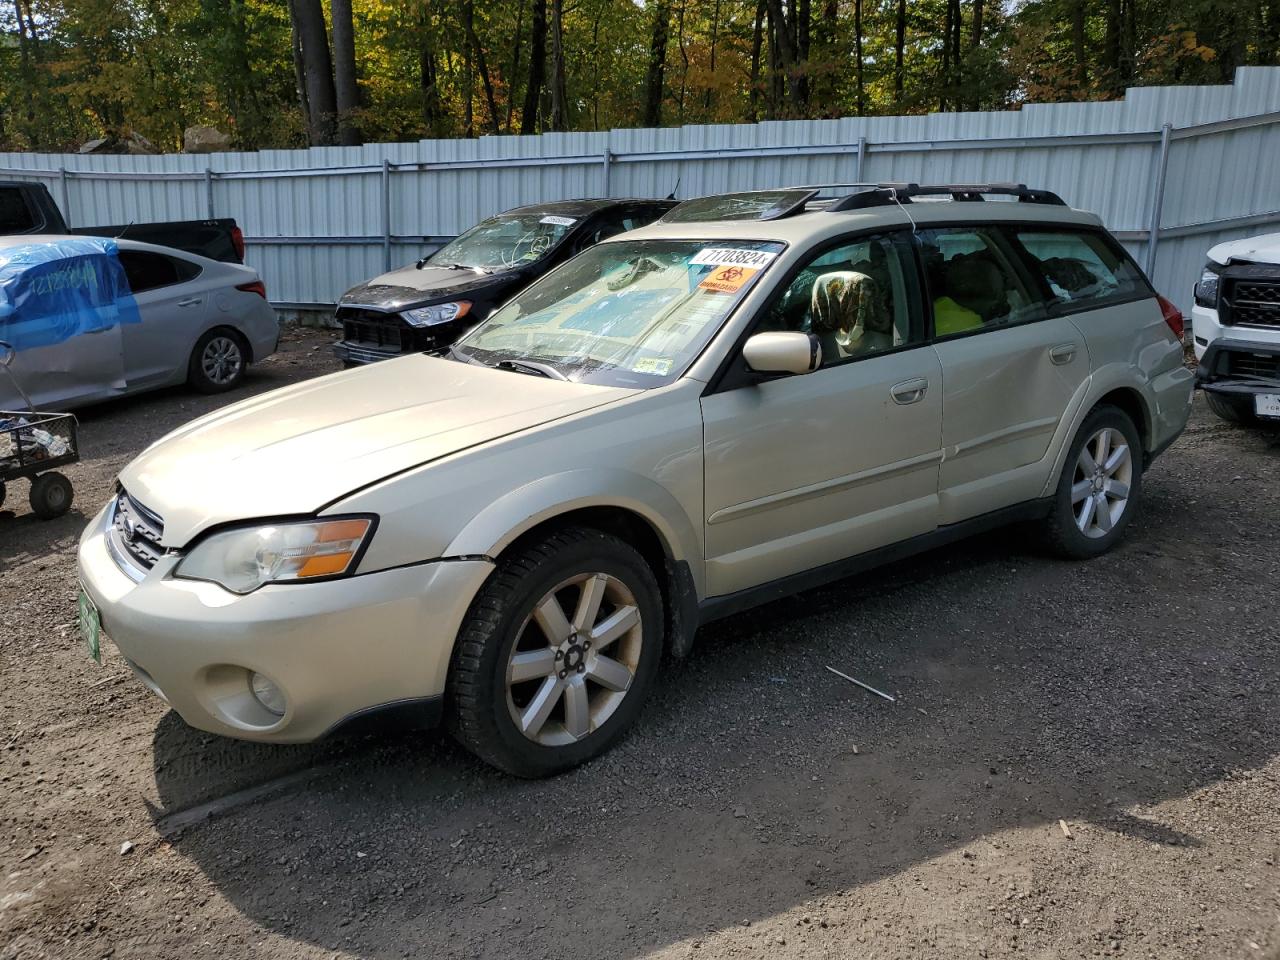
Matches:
[1014,229,1147,310]
[0,190,37,232]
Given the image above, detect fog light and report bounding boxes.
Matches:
[249,672,286,717]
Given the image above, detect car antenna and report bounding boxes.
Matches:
[114,220,135,240]
[666,176,681,201]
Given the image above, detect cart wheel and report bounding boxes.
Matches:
[30,472,73,520]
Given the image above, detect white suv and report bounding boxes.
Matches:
[1191,232,1280,423]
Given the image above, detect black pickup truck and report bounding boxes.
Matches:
[0,180,244,263]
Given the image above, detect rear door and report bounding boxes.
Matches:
[117,249,212,386]
[919,224,1089,524]
[700,230,943,597]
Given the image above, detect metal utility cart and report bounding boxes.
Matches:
[0,341,78,519]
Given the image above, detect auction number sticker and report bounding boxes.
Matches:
[690,247,777,268]
[540,215,577,227]
[699,265,758,294]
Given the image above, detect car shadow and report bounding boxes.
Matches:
[149,474,1280,958]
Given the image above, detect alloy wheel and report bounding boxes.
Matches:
[202,336,243,385]
[1072,426,1132,539]
[505,572,644,747]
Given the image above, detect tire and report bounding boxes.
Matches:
[1204,391,1257,426]
[188,328,248,393]
[447,527,664,778]
[0,480,6,509]
[29,472,73,520]
[1043,405,1142,560]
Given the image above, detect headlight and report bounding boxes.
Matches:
[175,517,374,594]
[1193,267,1220,308]
[402,301,471,328]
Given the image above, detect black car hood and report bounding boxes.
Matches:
[338,263,520,311]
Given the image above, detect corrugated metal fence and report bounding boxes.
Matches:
[3,66,1280,316]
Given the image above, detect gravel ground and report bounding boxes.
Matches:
[2,327,1279,960]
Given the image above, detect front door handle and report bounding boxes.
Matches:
[1049,343,1077,365]
[177,297,202,307]
[890,377,929,405]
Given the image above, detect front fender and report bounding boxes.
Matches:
[444,468,705,596]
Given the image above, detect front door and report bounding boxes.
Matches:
[700,231,943,597]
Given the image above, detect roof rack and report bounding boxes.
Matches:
[828,182,1067,210]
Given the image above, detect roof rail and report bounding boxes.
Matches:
[829,182,1067,211]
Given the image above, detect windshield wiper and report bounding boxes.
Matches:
[495,359,569,380]
[419,259,489,274]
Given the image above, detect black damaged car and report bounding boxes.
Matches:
[333,198,675,365]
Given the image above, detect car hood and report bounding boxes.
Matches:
[1207,232,1280,267]
[338,263,518,311]
[120,356,638,546]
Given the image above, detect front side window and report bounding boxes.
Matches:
[916,227,1043,337]
[757,232,921,366]
[428,212,580,272]
[0,191,36,232]
[455,239,783,387]
[1014,229,1147,308]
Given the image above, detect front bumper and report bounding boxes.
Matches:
[333,340,398,365]
[77,502,493,743]
[1194,337,1280,397]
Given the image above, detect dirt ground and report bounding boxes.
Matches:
[2,326,1278,960]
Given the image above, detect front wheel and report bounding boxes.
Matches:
[447,527,663,777]
[1043,405,1142,560]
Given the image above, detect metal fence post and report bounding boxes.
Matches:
[601,149,612,198]
[205,167,215,219]
[58,167,72,227]
[1145,122,1173,276]
[382,159,392,272]
[856,136,867,182]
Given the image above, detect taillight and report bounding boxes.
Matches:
[236,280,267,299]
[231,225,245,262]
[1157,294,1184,340]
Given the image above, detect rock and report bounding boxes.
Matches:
[78,138,112,154]
[184,125,232,153]
[733,807,747,819]
[119,841,134,855]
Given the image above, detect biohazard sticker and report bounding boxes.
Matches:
[699,264,758,293]
[690,247,777,268]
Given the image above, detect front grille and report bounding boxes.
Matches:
[337,307,451,356]
[1224,279,1280,329]
[1225,351,1280,380]
[107,489,165,577]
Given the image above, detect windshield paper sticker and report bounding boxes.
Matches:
[632,357,673,376]
[540,215,577,227]
[699,265,758,294]
[690,247,777,268]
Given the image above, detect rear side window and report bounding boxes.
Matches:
[117,250,201,293]
[916,227,1044,337]
[1014,230,1146,309]
[0,190,37,232]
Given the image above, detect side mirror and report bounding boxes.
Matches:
[0,341,13,368]
[742,331,821,377]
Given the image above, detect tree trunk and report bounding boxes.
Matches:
[463,0,500,134]
[520,0,547,134]
[894,0,906,106]
[704,0,721,115]
[418,3,445,135]
[749,0,765,121]
[797,0,811,108]
[290,9,311,139]
[331,0,360,145]
[1104,0,1122,92]
[764,0,800,110]
[288,0,337,145]
[971,0,984,48]
[12,0,36,130]
[549,0,569,130]
[854,0,864,116]
[506,0,526,132]
[676,0,689,122]
[941,0,952,110]
[643,0,670,127]
[1072,0,1089,92]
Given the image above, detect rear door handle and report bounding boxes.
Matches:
[890,378,929,405]
[1049,343,1077,365]
[177,297,202,307]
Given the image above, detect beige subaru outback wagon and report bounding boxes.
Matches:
[77,184,1194,776]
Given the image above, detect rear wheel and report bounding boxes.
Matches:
[1043,405,1142,559]
[1204,391,1257,426]
[30,472,73,520]
[447,527,663,777]
[188,329,247,393]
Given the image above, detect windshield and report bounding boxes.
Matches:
[428,212,580,271]
[454,239,784,387]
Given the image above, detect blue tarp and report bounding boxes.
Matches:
[0,238,141,352]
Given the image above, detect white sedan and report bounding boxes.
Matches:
[0,234,278,410]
